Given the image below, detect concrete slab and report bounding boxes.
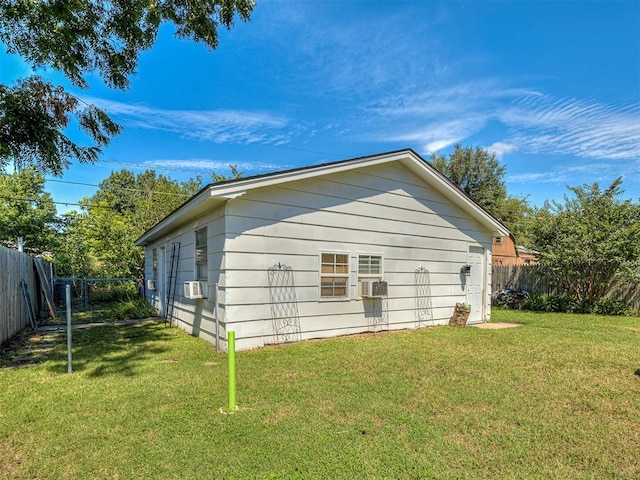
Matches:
[470,322,523,329]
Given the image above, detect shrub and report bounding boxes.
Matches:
[520,293,580,313]
[108,297,157,321]
[520,293,634,316]
[592,297,634,316]
[89,282,138,304]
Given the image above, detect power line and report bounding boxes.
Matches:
[44,178,192,197]
[0,194,111,210]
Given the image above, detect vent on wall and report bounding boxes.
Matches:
[146,280,156,291]
[184,281,208,299]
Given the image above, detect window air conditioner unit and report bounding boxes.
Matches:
[360,280,388,298]
[184,281,208,299]
[146,279,156,291]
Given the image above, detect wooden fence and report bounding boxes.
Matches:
[492,265,640,310]
[0,246,38,345]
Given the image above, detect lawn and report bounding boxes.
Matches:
[1,310,638,479]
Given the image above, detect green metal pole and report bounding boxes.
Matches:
[228,331,236,411]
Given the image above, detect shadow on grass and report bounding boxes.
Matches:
[45,322,175,377]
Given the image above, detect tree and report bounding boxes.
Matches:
[0,77,121,175]
[211,164,244,183]
[431,144,507,215]
[530,178,640,306]
[56,169,204,278]
[430,144,533,242]
[0,167,59,253]
[0,0,255,174]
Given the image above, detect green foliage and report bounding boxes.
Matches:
[431,144,507,215]
[430,144,533,242]
[530,178,640,306]
[520,292,634,316]
[591,297,635,316]
[0,167,59,253]
[211,164,244,183]
[89,282,138,304]
[55,169,204,278]
[0,0,255,175]
[0,76,121,175]
[0,0,255,90]
[520,293,582,313]
[108,296,157,320]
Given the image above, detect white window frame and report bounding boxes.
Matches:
[195,227,208,281]
[152,248,158,282]
[319,251,350,301]
[357,253,383,278]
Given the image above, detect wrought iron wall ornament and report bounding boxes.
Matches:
[366,296,389,332]
[267,263,302,343]
[415,267,434,327]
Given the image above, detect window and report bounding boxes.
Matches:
[152,248,158,281]
[494,237,503,245]
[320,253,349,299]
[358,254,382,277]
[195,227,208,280]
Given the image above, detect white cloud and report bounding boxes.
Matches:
[487,142,518,159]
[506,171,570,184]
[370,81,639,162]
[82,97,291,145]
[499,96,640,160]
[142,158,287,173]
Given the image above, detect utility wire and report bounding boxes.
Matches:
[0,194,112,210]
[44,178,193,197]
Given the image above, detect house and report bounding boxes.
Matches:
[492,234,539,265]
[135,149,510,351]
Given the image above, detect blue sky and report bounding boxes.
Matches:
[1,0,639,213]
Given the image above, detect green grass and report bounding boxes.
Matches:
[1,310,638,479]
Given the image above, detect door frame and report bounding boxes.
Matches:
[466,244,486,323]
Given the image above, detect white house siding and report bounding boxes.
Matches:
[222,162,493,351]
[143,204,227,346]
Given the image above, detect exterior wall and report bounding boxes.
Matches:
[143,204,227,347]
[493,236,538,265]
[221,163,494,351]
[492,235,518,265]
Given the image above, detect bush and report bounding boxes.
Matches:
[108,297,157,321]
[592,297,634,316]
[520,293,580,313]
[520,293,634,316]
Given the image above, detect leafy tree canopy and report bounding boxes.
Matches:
[0,0,255,89]
[0,76,121,174]
[56,169,203,277]
[0,0,255,174]
[431,144,507,215]
[430,144,534,242]
[0,167,59,253]
[530,177,640,305]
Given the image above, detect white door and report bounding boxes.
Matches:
[466,246,485,323]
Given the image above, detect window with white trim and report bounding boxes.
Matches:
[320,252,349,299]
[195,227,208,280]
[152,248,158,282]
[358,254,383,277]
